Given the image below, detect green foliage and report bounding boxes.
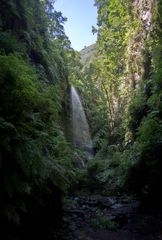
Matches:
[71,150,123,195]
[0,54,38,116]
[68,0,162,207]
[121,0,162,201]
[91,211,119,230]
[71,0,140,151]
[123,117,162,198]
[1,0,162,233]
[70,0,162,204]
[0,0,75,232]
[0,53,75,224]
[127,93,148,138]
[93,0,132,134]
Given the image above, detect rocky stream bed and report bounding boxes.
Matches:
[56,195,162,240]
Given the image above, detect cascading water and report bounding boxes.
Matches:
[71,86,93,160]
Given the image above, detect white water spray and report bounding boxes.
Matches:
[71,86,93,159]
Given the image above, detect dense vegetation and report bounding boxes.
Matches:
[0,0,75,238]
[1,0,162,239]
[73,0,162,202]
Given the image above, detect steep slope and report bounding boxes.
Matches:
[80,43,97,66]
[0,1,74,239]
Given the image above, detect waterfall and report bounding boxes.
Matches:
[71,86,93,159]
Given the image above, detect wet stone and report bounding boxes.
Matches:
[60,195,162,240]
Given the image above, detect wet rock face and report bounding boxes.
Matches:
[133,0,154,29]
[127,0,154,91]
